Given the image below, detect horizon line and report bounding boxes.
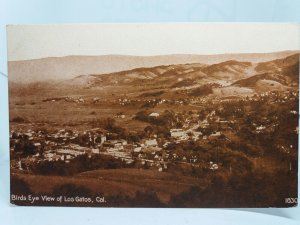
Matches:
[8,49,300,62]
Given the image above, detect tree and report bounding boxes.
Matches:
[144,125,154,137]
[103,117,116,130]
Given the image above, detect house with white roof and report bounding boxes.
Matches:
[145,139,158,146]
[149,112,160,117]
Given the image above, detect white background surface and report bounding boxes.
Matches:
[0,1,300,224]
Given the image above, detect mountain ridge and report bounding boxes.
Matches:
[8,50,299,83]
[9,53,299,99]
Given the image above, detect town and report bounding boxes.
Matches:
[10,89,298,177]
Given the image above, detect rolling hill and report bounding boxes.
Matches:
[9,52,299,99]
[8,51,298,83]
[232,53,299,89]
[68,53,299,90]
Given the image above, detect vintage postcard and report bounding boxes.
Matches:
[7,23,299,207]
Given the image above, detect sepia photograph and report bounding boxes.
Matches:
[7,23,299,207]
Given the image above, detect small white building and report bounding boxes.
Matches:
[210,131,221,137]
[133,146,142,152]
[99,135,106,145]
[256,125,266,133]
[149,112,160,117]
[163,142,170,148]
[145,139,158,146]
[209,162,218,170]
[170,129,185,138]
[91,148,100,154]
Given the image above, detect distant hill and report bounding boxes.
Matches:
[8,51,298,83]
[9,52,299,99]
[232,54,299,88]
[65,53,298,88]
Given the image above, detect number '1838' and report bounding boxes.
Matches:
[285,198,298,204]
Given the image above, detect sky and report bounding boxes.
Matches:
[7,23,300,61]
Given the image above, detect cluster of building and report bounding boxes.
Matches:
[10,119,225,172]
[43,96,85,103]
[11,89,298,173]
[117,97,188,107]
